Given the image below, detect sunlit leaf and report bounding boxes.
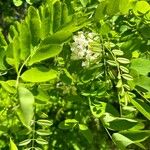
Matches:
[131,99,150,120]
[117,57,130,64]
[28,44,62,65]
[10,138,18,150]
[19,139,31,146]
[18,87,34,127]
[21,67,57,82]
[134,1,150,14]
[107,60,117,66]
[36,138,48,145]
[37,120,53,126]
[122,74,133,81]
[120,66,129,73]
[131,58,150,76]
[13,0,23,6]
[36,129,51,136]
[28,6,41,46]
[112,49,124,56]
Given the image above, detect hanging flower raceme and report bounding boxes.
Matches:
[70,31,102,67]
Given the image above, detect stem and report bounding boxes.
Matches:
[15,55,31,88]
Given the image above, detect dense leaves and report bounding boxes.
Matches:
[0,0,150,149]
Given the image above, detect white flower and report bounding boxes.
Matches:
[70,31,101,67]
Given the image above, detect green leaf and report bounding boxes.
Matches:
[28,6,41,46]
[117,57,130,64]
[0,47,6,70]
[95,1,107,21]
[90,101,107,118]
[21,67,57,82]
[6,37,20,72]
[0,80,16,94]
[119,0,131,14]
[59,119,78,130]
[28,44,62,65]
[53,1,62,32]
[131,99,150,120]
[8,25,18,42]
[134,1,150,14]
[106,0,120,15]
[120,66,129,73]
[79,124,93,144]
[19,21,31,60]
[103,114,138,131]
[112,133,134,150]
[131,58,150,76]
[37,119,53,126]
[36,129,51,136]
[122,74,133,81]
[19,139,31,146]
[99,22,111,35]
[112,49,124,56]
[35,138,48,145]
[26,0,34,5]
[10,138,18,150]
[13,0,23,6]
[18,87,34,127]
[107,60,117,66]
[62,3,71,24]
[0,31,7,47]
[135,75,150,92]
[120,130,150,143]
[80,0,89,7]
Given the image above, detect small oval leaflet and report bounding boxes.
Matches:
[112,49,124,56]
[122,74,133,81]
[120,66,129,73]
[35,138,48,145]
[36,129,51,136]
[19,139,31,146]
[123,84,131,90]
[107,60,118,66]
[117,57,130,64]
[37,119,53,126]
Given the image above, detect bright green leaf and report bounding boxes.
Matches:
[131,58,150,76]
[37,119,53,126]
[19,139,31,146]
[10,138,18,150]
[134,1,150,14]
[112,133,134,150]
[19,22,31,60]
[21,67,57,82]
[131,99,150,120]
[13,0,23,6]
[28,44,62,65]
[28,6,41,46]
[117,57,130,64]
[35,138,48,145]
[18,87,34,127]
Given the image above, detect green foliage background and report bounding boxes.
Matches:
[0,0,150,149]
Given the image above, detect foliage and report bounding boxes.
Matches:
[0,0,150,149]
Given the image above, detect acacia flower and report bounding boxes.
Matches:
[70,31,101,67]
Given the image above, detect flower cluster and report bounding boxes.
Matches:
[70,31,101,67]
